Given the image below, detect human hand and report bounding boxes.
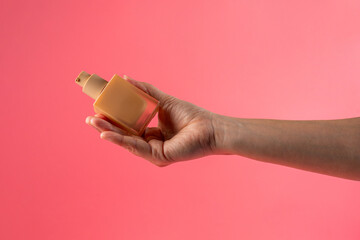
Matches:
[86,75,220,167]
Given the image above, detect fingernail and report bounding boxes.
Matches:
[85,116,91,124]
[100,132,107,139]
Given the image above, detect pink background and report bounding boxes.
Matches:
[1,0,360,239]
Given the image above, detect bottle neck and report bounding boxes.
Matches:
[75,71,108,100]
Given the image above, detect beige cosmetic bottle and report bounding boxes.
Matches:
[75,71,159,136]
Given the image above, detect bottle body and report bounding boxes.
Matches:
[93,74,159,136]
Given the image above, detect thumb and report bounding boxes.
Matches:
[124,75,169,102]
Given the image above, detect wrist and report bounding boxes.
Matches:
[211,113,244,155]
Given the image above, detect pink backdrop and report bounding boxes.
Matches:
[1,0,360,239]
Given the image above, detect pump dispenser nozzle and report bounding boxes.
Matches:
[75,71,108,100]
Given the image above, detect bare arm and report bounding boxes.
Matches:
[213,115,360,180]
[87,76,360,181]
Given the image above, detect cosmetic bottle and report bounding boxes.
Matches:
[75,71,159,136]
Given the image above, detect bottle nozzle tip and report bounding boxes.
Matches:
[75,71,91,87]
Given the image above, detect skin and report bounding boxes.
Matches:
[86,75,360,181]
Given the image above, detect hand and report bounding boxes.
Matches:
[86,75,219,167]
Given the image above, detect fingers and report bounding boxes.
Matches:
[123,75,169,102]
[85,116,172,166]
[101,131,171,166]
[86,116,129,136]
[86,116,101,132]
[100,131,152,159]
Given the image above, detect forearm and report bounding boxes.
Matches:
[213,114,360,180]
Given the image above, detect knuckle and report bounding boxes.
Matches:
[125,146,136,154]
[151,148,163,161]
